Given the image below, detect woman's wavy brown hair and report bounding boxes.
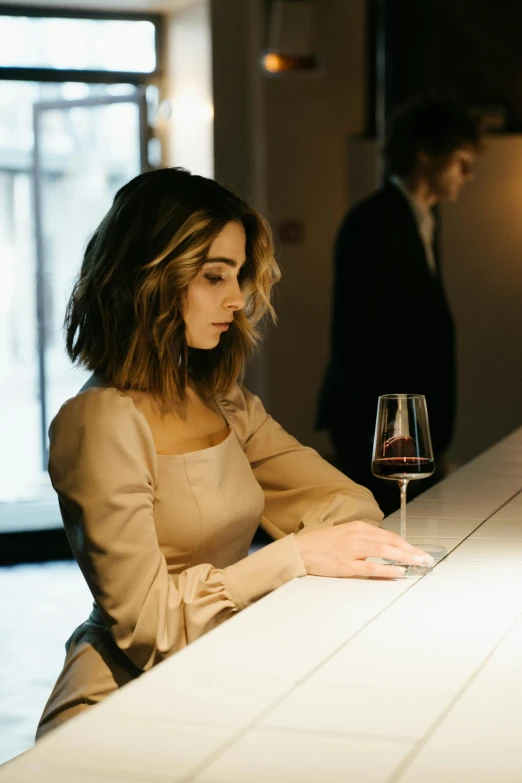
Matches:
[65,167,280,402]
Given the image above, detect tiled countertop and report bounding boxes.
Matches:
[2,429,522,782]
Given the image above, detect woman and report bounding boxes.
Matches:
[36,167,432,738]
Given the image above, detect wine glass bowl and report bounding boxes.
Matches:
[372,394,435,556]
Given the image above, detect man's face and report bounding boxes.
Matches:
[423,147,477,203]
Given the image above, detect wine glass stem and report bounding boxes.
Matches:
[398,478,409,539]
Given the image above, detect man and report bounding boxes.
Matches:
[316,96,482,514]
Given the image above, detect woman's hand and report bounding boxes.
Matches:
[294,520,434,579]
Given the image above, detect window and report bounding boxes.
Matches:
[0,7,161,531]
[0,15,156,73]
[0,7,161,81]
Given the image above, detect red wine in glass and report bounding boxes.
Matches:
[372,396,435,540]
[372,436,435,479]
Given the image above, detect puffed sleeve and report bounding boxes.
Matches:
[49,388,305,671]
[217,386,384,540]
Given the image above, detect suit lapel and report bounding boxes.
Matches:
[382,182,436,280]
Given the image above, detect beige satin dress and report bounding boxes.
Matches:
[36,382,383,737]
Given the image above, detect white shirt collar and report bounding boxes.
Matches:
[390,175,437,274]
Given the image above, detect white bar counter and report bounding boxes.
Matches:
[2,429,522,783]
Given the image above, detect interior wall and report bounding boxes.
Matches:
[164,0,213,177]
[210,0,255,202]
[442,135,522,464]
[263,0,367,451]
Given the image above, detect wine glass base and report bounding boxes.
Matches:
[381,544,447,577]
[402,563,434,577]
[377,559,433,577]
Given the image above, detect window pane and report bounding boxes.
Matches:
[0,81,141,511]
[0,81,136,166]
[0,16,156,73]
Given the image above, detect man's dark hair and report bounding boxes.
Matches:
[383,95,482,178]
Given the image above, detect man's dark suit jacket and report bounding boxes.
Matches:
[317,181,456,462]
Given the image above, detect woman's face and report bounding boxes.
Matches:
[184,221,247,349]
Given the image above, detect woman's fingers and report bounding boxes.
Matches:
[362,524,429,552]
[344,522,433,564]
[385,534,429,557]
[295,521,434,580]
[370,543,434,567]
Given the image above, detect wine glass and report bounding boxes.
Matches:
[371,394,434,541]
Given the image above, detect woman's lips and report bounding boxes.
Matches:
[213,322,230,330]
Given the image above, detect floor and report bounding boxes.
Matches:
[0,560,93,765]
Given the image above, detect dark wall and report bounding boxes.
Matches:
[210,0,253,199]
[368,0,522,130]
[439,1,522,129]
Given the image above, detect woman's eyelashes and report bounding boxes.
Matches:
[203,267,248,286]
[204,273,225,285]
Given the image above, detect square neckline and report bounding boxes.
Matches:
[77,379,233,459]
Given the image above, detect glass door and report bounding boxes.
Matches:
[32,91,147,468]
